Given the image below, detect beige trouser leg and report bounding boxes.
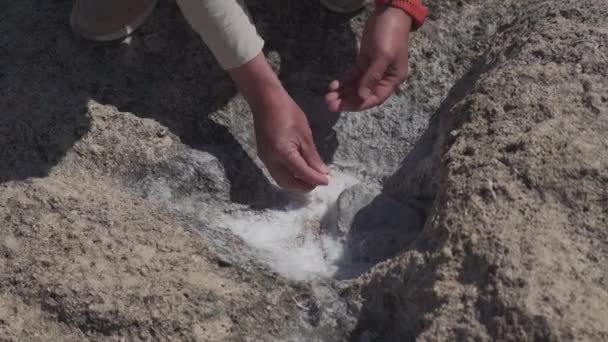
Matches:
[72,0,366,68]
[176,0,265,70]
[320,0,368,13]
[70,0,159,42]
[71,0,263,69]
[176,0,367,69]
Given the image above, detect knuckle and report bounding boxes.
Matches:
[277,142,298,156]
[285,148,303,164]
[377,47,394,59]
[302,136,315,149]
[370,70,383,81]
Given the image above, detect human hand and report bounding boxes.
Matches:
[325,6,413,112]
[253,93,329,192]
[229,52,329,192]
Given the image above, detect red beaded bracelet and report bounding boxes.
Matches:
[375,0,429,30]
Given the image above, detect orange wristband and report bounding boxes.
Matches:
[374,0,428,30]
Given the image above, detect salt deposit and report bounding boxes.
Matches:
[214,171,360,280]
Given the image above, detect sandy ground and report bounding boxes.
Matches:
[1,0,607,341]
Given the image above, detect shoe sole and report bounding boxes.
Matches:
[70,0,159,42]
[320,0,366,13]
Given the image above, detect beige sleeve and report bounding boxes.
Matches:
[176,0,264,70]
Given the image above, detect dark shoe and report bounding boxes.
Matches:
[70,0,159,41]
[320,0,368,13]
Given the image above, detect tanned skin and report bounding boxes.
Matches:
[229,6,413,192]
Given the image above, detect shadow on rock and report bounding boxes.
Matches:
[326,139,433,281]
[86,0,358,207]
[254,0,359,163]
[0,2,91,183]
[1,0,358,207]
[346,51,502,341]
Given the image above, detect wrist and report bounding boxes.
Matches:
[374,0,428,30]
[228,52,287,115]
[374,5,413,32]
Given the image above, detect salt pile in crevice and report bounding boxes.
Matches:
[140,163,365,281]
[214,171,360,281]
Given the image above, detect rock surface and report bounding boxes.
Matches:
[1,0,606,341]
[353,1,608,340]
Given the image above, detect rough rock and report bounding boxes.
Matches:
[352,0,608,341]
[322,183,423,264]
[1,0,607,341]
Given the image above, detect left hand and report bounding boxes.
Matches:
[325,6,413,112]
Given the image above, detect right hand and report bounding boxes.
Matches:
[229,52,329,192]
[253,94,329,192]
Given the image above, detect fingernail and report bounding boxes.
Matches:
[320,164,330,174]
[358,87,371,99]
[323,175,330,185]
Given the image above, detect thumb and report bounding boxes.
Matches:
[301,141,329,175]
[358,57,390,100]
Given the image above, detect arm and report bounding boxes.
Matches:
[176,0,264,70]
[325,5,416,112]
[176,0,329,192]
[230,53,329,192]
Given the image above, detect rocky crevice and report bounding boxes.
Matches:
[352,1,608,340]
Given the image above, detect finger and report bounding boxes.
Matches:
[328,80,340,92]
[335,86,365,112]
[328,74,380,112]
[300,141,329,175]
[326,99,342,113]
[325,91,345,112]
[328,67,362,93]
[327,79,354,94]
[358,57,390,100]
[326,66,365,112]
[357,80,396,110]
[326,90,360,112]
[284,150,329,186]
[325,91,339,103]
[269,165,315,193]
